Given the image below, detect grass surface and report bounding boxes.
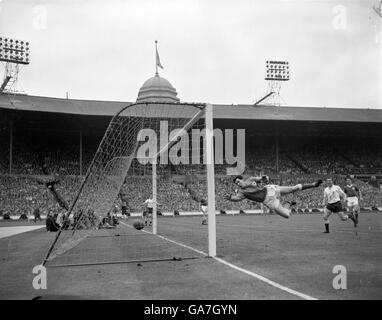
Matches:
[0,212,381,300]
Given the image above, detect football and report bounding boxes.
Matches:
[133,220,145,230]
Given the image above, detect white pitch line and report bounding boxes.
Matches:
[156,234,208,257]
[119,221,318,300]
[0,225,44,239]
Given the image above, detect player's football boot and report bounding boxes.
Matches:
[285,201,296,207]
[348,212,358,227]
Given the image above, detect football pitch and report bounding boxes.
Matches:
[0,212,381,300]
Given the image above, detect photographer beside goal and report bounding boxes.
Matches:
[226,175,323,218]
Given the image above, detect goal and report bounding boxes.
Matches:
[42,102,216,267]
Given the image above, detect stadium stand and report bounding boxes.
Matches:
[1,172,381,217]
[0,94,381,217]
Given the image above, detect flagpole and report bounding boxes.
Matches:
[155,40,158,76]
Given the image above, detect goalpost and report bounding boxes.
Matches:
[42,101,216,267]
[206,103,216,256]
[151,103,216,256]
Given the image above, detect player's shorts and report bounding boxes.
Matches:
[326,201,343,213]
[147,207,153,214]
[263,185,281,210]
[263,185,292,217]
[346,196,359,207]
[201,205,207,214]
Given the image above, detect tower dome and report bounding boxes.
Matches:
[136,74,180,103]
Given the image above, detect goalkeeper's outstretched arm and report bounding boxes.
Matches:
[225,192,246,202]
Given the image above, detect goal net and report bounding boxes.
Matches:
[42,102,215,267]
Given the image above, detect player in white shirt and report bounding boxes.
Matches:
[143,198,155,226]
[323,178,357,233]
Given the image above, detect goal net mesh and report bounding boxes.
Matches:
[43,102,209,267]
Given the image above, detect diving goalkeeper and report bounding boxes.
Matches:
[226,175,323,218]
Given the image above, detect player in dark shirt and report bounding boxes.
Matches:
[33,208,42,223]
[344,178,362,224]
[226,175,322,218]
[46,211,59,232]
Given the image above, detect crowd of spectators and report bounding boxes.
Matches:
[1,173,381,218]
[1,134,381,216]
[2,136,382,176]
[0,176,81,218]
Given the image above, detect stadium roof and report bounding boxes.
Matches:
[0,93,381,123]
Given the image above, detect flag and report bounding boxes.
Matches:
[156,47,163,69]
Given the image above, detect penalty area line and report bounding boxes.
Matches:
[119,221,317,300]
